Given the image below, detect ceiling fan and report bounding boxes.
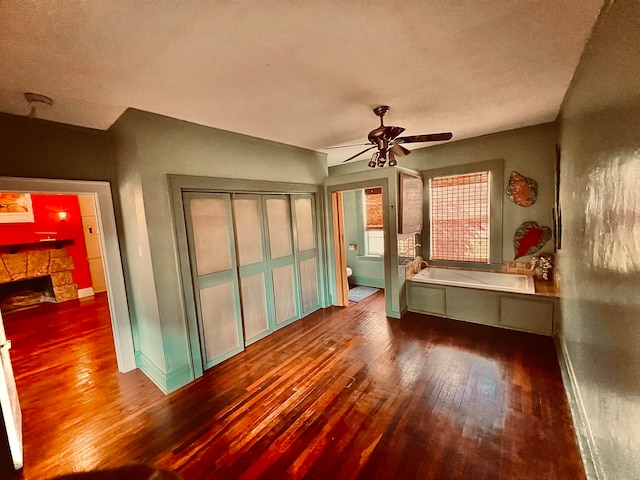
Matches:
[328,106,453,167]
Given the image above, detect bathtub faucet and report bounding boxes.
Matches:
[415,260,429,273]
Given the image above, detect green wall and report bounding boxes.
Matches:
[110,109,328,392]
[341,190,385,287]
[557,1,640,478]
[0,113,114,182]
[330,122,558,264]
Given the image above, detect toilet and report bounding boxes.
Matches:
[346,266,353,287]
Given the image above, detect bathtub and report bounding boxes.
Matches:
[411,267,535,294]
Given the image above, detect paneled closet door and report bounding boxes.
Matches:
[292,194,320,315]
[231,194,273,344]
[264,195,299,327]
[184,192,244,370]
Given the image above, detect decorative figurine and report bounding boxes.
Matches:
[530,253,554,280]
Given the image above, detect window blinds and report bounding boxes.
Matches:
[429,172,490,262]
[364,187,383,231]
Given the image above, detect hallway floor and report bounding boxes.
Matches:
[3,292,585,479]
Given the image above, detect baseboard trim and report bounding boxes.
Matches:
[135,351,194,395]
[77,287,95,298]
[135,351,169,394]
[351,276,385,288]
[165,364,194,393]
[555,337,606,480]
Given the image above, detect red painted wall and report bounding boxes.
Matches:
[0,194,92,290]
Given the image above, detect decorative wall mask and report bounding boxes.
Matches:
[513,221,552,259]
[506,171,538,207]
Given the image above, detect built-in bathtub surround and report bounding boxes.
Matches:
[408,266,557,335]
[412,267,535,294]
[407,259,559,296]
[403,256,425,279]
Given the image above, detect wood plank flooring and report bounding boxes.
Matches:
[2,292,585,479]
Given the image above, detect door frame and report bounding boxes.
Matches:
[331,191,349,307]
[326,178,394,317]
[0,176,136,372]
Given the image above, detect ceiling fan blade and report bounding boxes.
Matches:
[390,143,411,157]
[323,142,373,150]
[395,132,453,144]
[384,126,405,140]
[342,145,377,163]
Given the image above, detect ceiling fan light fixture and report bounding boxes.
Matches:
[388,150,397,166]
[368,152,379,168]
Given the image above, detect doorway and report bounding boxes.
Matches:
[328,180,393,315]
[0,177,134,372]
[0,176,135,473]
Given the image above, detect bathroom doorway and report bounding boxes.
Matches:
[330,184,387,308]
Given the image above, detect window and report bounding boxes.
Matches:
[430,171,490,262]
[365,230,384,256]
[425,160,503,267]
[363,187,384,256]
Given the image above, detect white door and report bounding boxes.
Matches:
[184,193,244,369]
[231,194,272,344]
[292,195,320,315]
[0,309,22,470]
[77,194,107,293]
[264,196,299,327]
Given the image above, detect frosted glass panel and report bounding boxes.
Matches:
[294,197,315,252]
[299,257,318,312]
[190,197,232,275]
[266,197,292,259]
[272,264,296,324]
[240,273,269,340]
[232,198,264,266]
[199,282,240,361]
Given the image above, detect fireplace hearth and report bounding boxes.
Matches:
[0,246,78,312]
[0,276,56,311]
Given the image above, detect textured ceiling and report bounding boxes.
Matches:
[0,1,603,165]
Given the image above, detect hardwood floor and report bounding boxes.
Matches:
[2,292,585,479]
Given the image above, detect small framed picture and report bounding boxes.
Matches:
[0,193,35,223]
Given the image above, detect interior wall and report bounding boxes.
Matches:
[110,108,328,392]
[0,194,92,290]
[0,113,115,292]
[557,1,640,478]
[329,122,558,263]
[0,113,114,182]
[0,114,135,371]
[342,190,384,287]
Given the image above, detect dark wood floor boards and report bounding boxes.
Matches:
[2,290,585,479]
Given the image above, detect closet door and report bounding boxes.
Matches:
[292,195,320,315]
[184,193,244,369]
[231,194,272,344]
[264,195,299,327]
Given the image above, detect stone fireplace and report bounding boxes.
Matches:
[0,246,78,311]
